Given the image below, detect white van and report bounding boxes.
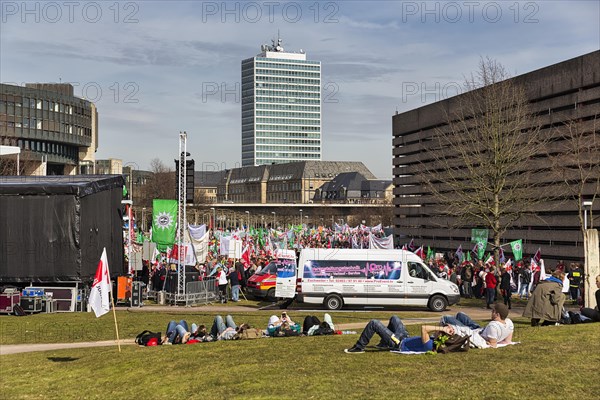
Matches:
[294,248,460,311]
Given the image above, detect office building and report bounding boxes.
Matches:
[241,37,321,166]
[0,83,97,175]
[392,51,600,263]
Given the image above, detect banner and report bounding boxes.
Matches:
[151,199,178,251]
[188,228,210,264]
[471,229,489,243]
[509,240,523,261]
[368,233,393,249]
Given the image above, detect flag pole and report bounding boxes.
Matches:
[110,291,122,352]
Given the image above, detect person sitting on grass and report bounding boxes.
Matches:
[439,303,514,348]
[581,275,600,322]
[344,315,453,354]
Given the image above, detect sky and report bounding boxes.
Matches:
[1,1,599,179]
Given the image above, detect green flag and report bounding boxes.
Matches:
[122,185,128,198]
[466,251,471,262]
[151,199,177,251]
[426,246,434,260]
[509,239,523,261]
[477,242,486,260]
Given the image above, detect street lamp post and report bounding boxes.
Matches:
[210,207,215,231]
[142,207,146,233]
[299,209,303,226]
[245,211,250,231]
[272,211,276,229]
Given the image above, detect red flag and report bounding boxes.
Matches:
[241,244,251,270]
[414,246,425,260]
[408,239,415,251]
[533,248,542,264]
[89,248,112,318]
[401,244,407,251]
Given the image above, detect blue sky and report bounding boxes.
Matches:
[1,1,599,179]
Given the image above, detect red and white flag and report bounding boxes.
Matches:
[89,248,112,318]
[414,246,425,260]
[241,244,251,269]
[533,248,542,264]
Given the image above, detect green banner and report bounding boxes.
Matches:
[151,199,178,251]
[471,229,488,243]
[476,242,486,260]
[509,239,523,261]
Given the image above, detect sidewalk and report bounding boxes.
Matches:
[0,306,521,356]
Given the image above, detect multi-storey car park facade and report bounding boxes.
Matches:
[241,38,321,167]
[393,51,600,264]
[0,83,97,175]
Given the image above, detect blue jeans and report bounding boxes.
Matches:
[210,315,237,338]
[356,316,409,350]
[486,288,495,306]
[518,282,529,298]
[231,285,240,301]
[440,312,481,329]
[166,320,189,343]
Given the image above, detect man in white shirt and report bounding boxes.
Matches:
[440,303,514,348]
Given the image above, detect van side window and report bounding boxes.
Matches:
[408,262,427,280]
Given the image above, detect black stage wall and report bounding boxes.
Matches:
[0,175,125,282]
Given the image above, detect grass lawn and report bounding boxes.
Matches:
[1,308,599,399]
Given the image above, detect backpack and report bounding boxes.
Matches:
[434,333,470,353]
[234,328,263,340]
[313,321,335,336]
[12,304,27,317]
[135,330,163,346]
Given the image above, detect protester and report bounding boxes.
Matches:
[499,267,512,309]
[344,315,453,353]
[163,320,193,345]
[210,315,241,340]
[302,314,335,336]
[569,263,583,302]
[216,266,228,303]
[580,275,600,322]
[523,270,566,326]
[267,312,301,336]
[440,303,514,348]
[229,263,241,302]
[518,264,531,299]
[485,266,497,309]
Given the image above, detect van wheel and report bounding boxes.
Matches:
[428,295,448,312]
[324,294,343,310]
[266,288,276,301]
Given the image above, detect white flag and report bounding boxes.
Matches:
[89,248,112,318]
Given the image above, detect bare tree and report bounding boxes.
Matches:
[138,158,176,206]
[423,58,555,259]
[0,150,38,176]
[554,115,600,231]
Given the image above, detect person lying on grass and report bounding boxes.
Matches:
[439,303,514,348]
[163,315,251,344]
[344,316,452,354]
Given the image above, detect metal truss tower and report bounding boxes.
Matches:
[176,131,187,299]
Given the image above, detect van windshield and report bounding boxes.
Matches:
[256,260,295,276]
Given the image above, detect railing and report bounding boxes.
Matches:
[156,277,219,306]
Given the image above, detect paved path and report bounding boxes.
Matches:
[0,305,521,356]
